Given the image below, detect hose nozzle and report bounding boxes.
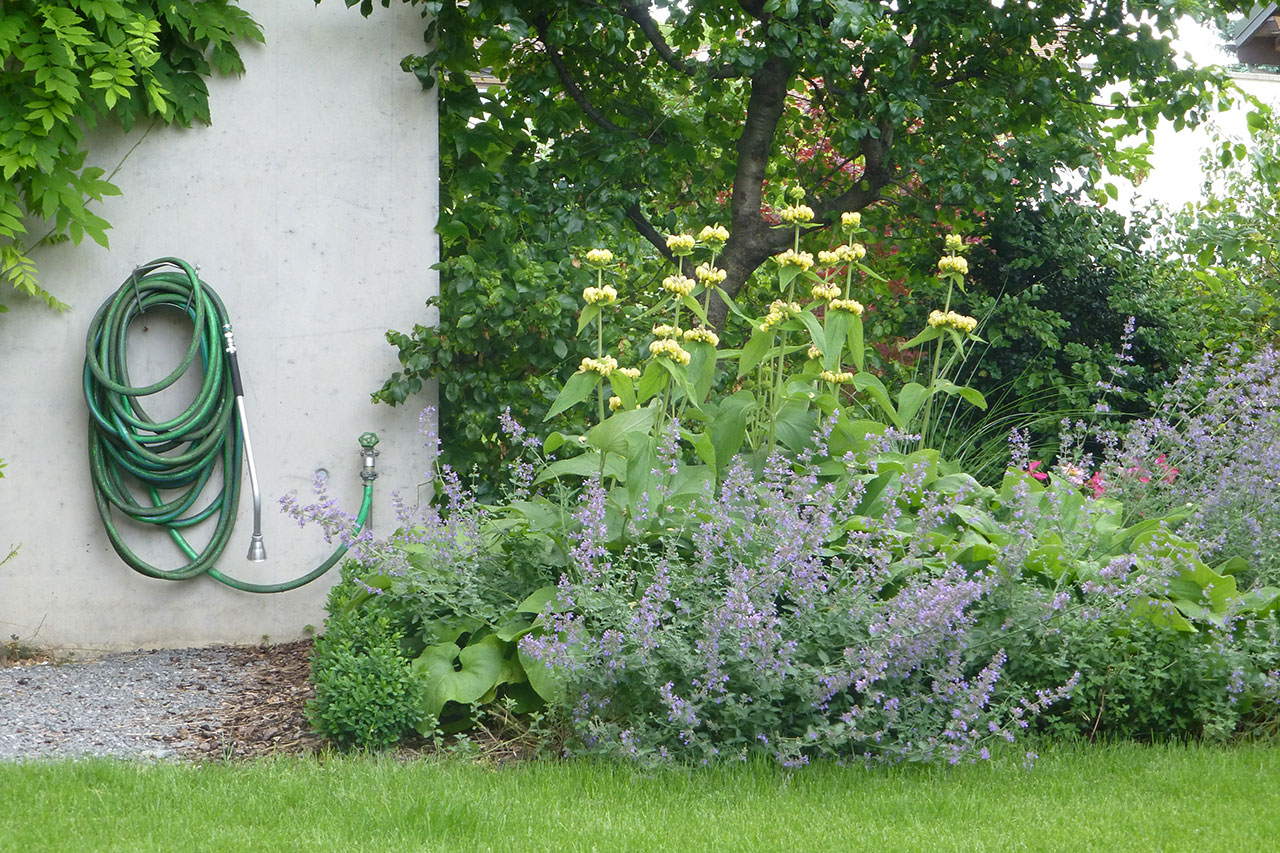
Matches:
[247,533,267,562]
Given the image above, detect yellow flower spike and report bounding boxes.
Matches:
[585,248,615,268]
[608,395,623,412]
[577,355,618,376]
[652,323,681,339]
[828,298,864,315]
[683,327,720,346]
[666,233,697,256]
[779,204,816,225]
[807,345,824,361]
[698,224,730,246]
[937,255,969,276]
[582,284,618,305]
[617,366,641,380]
[695,263,727,284]
[838,243,867,262]
[661,275,695,297]
[786,185,807,202]
[819,369,854,384]
[811,282,842,301]
[648,338,692,365]
[773,249,815,270]
[927,309,978,333]
[840,211,862,230]
[944,234,965,254]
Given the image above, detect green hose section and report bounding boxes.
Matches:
[84,257,369,593]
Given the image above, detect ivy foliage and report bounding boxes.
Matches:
[331,0,1251,479]
[0,0,262,311]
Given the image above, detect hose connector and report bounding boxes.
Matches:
[359,432,380,483]
[358,432,379,530]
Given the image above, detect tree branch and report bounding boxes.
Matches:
[617,1,741,79]
[626,202,675,262]
[535,22,631,136]
[814,123,895,222]
[729,54,792,227]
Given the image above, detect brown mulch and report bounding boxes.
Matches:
[173,640,548,763]
[178,639,326,760]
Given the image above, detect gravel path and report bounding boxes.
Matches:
[0,647,256,761]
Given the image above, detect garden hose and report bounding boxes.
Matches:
[83,257,377,593]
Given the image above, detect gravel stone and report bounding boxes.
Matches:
[0,647,256,761]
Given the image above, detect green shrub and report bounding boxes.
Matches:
[308,610,427,750]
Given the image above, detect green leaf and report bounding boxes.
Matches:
[895,382,931,427]
[518,638,566,704]
[773,400,815,452]
[609,370,637,411]
[852,373,902,428]
[576,302,601,335]
[687,340,718,403]
[681,294,708,323]
[517,585,562,614]
[625,436,658,511]
[532,451,626,484]
[710,390,755,473]
[413,634,506,719]
[544,370,601,420]
[738,327,774,377]
[797,309,826,354]
[900,325,943,349]
[777,263,803,291]
[656,356,700,407]
[637,359,667,402]
[586,405,657,456]
[686,428,716,468]
[935,379,987,410]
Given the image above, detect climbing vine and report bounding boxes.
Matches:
[0,0,262,312]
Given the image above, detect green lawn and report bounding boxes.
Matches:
[3,742,1277,851]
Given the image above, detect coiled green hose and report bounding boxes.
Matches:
[84,258,370,593]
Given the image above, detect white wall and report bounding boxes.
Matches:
[0,1,439,651]
[1110,71,1280,213]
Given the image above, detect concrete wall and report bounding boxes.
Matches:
[0,1,439,651]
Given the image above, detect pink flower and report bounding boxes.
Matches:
[1027,460,1048,482]
[1086,471,1106,498]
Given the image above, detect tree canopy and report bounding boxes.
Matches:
[335,0,1249,476]
[381,0,1242,315]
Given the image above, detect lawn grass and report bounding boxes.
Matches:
[2,741,1278,851]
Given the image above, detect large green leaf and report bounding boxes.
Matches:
[625,437,658,511]
[852,373,902,428]
[710,390,756,473]
[900,325,943,349]
[773,400,816,452]
[413,634,506,721]
[895,382,931,427]
[609,370,636,411]
[797,309,826,354]
[517,638,566,704]
[687,340,718,403]
[935,379,987,411]
[517,584,562,614]
[738,326,774,377]
[576,302,601,335]
[532,451,626,484]
[586,405,657,456]
[544,370,601,420]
